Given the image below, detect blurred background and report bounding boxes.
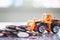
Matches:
[0,0,60,22]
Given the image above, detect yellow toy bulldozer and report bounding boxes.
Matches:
[27,13,60,34]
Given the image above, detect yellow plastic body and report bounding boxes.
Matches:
[27,13,53,31]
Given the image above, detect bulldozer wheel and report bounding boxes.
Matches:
[37,25,45,33]
[51,25,60,34]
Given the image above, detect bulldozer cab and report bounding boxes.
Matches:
[42,13,53,24]
[42,13,53,31]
